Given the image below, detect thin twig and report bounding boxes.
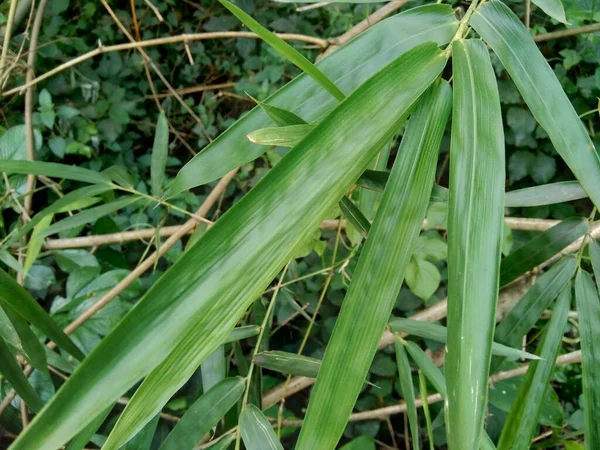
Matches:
[296,2,331,12]
[533,23,600,42]
[142,0,164,22]
[146,82,235,99]
[0,0,19,82]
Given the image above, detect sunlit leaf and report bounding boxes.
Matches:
[247,124,314,148]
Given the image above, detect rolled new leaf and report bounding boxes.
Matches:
[471,1,600,211]
[297,80,452,450]
[14,42,447,450]
[445,39,505,450]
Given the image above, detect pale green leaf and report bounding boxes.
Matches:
[505,181,587,207]
[240,404,284,450]
[24,214,53,278]
[395,338,419,448]
[530,0,567,24]
[254,351,321,378]
[247,124,314,148]
[151,112,169,197]
[0,160,111,184]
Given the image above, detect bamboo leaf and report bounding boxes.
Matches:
[0,268,84,360]
[224,325,260,343]
[0,160,111,184]
[158,377,245,450]
[404,341,446,397]
[388,318,540,361]
[499,218,587,286]
[505,181,587,207]
[530,0,567,24]
[0,337,44,412]
[121,414,159,450]
[297,79,452,450]
[471,1,600,211]
[480,433,498,450]
[446,39,505,450]
[64,407,112,450]
[395,338,419,449]
[38,196,142,239]
[588,239,600,293]
[339,196,370,239]
[219,0,345,101]
[497,284,570,450]
[201,345,226,393]
[574,270,600,450]
[2,304,48,374]
[240,404,284,450]
[418,370,435,450]
[249,95,307,126]
[167,5,458,194]
[23,214,53,278]
[12,42,447,450]
[356,169,449,202]
[247,124,314,147]
[254,350,321,378]
[151,112,169,197]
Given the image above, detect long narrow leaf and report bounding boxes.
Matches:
[418,370,435,450]
[167,5,458,193]
[201,345,226,393]
[250,96,307,126]
[404,341,446,397]
[446,39,505,450]
[151,112,169,197]
[254,351,321,378]
[297,80,452,450]
[497,284,570,450]
[471,1,600,211]
[0,160,111,184]
[339,196,370,239]
[247,124,314,147]
[240,404,284,450]
[505,181,587,207]
[23,214,53,277]
[588,239,600,293]
[395,338,419,448]
[574,270,600,450]
[0,269,83,360]
[0,337,44,412]
[12,42,447,450]
[2,304,48,374]
[224,325,260,343]
[158,377,244,450]
[219,0,345,101]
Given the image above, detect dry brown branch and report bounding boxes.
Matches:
[147,82,236,99]
[533,23,600,42]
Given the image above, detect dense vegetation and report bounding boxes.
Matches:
[1,0,600,448]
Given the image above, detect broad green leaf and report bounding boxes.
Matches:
[13,42,447,450]
[404,341,446,397]
[395,338,419,448]
[499,218,587,286]
[297,80,452,450]
[224,325,260,343]
[0,160,111,184]
[240,404,284,450]
[38,196,141,239]
[446,39,505,450]
[505,181,588,207]
[405,258,440,301]
[471,1,600,211]
[574,270,600,450]
[494,255,575,359]
[2,304,48,374]
[24,214,53,277]
[168,4,458,194]
[247,124,314,148]
[249,96,307,126]
[530,0,567,23]
[158,377,244,450]
[388,318,540,361]
[219,0,345,101]
[201,345,225,393]
[418,370,435,450]
[254,351,321,378]
[497,284,570,450]
[1,184,115,250]
[151,112,169,197]
[339,196,370,239]
[0,337,44,412]
[0,269,83,360]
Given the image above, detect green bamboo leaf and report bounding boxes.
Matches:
[418,370,435,450]
[494,255,575,351]
[167,5,458,194]
[158,377,245,450]
[248,95,307,126]
[64,407,112,450]
[151,112,169,197]
[499,218,587,286]
[254,351,321,378]
[446,38,505,450]
[121,414,159,450]
[0,249,24,272]
[247,124,314,148]
[240,404,284,450]
[356,169,449,202]
[201,345,226,393]
[219,0,345,102]
[480,434,498,450]
[588,239,600,293]
[0,268,83,360]
[2,304,48,374]
[574,270,600,450]
[205,435,235,450]
[471,1,600,211]
[497,284,570,450]
[505,181,587,207]
[297,80,452,450]
[1,184,115,250]
[339,196,370,239]
[0,337,44,412]
[389,318,540,361]
[23,214,53,278]
[38,196,141,239]
[0,160,111,184]
[224,325,260,343]
[12,42,447,450]
[395,338,419,448]
[404,341,446,397]
[530,0,567,23]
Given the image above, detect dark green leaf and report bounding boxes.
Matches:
[0,338,44,412]
[151,112,169,197]
[339,196,370,239]
[395,338,419,448]
[505,181,588,207]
